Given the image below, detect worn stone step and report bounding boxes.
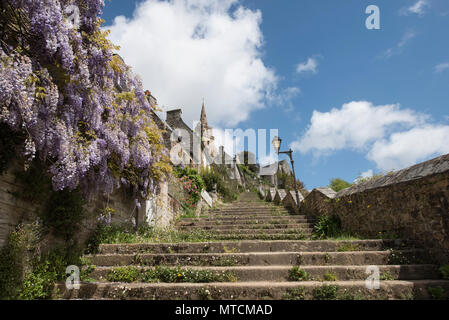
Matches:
[87,265,440,282]
[209,214,306,220]
[177,217,314,226]
[178,223,314,231]
[181,216,310,222]
[55,280,449,300]
[98,240,410,255]
[88,250,424,267]
[180,228,313,235]
[218,208,280,211]
[194,234,311,241]
[211,209,290,214]
[178,219,312,226]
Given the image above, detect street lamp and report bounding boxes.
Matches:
[272,136,301,213]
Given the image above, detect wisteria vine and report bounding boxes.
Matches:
[0,0,171,202]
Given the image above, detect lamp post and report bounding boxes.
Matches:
[272,136,301,213]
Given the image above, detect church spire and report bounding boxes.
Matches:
[200,99,208,127]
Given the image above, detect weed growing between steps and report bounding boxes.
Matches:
[380,272,396,281]
[313,285,339,300]
[288,267,310,281]
[337,243,361,252]
[106,266,237,283]
[439,265,449,280]
[427,287,448,300]
[283,287,306,300]
[323,272,338,281]
[312,215,343,239]
[282,285,370,300]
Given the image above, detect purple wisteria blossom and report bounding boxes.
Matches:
[0,0,170,202]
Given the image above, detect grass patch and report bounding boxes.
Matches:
[380,272,395,281]
[107,266,141,283]
[283,287,306,300]
[106,266,237,283]
[323,272,338,282]
[337,243,361,252]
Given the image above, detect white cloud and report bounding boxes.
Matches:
[435,62,449,73]
[296,57,318,74]
[272,87,301,112]
[292,100,449,172]
[354,169,374,183]
[291,101,425,154]
[381,31,416,58]
[360,169,374,178]
[106,0,279,127]
[400,0,430,16]
[367,125,449,170]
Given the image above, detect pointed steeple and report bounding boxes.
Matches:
[200,99,208,126]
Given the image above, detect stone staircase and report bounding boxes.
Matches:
[57,192,449,300]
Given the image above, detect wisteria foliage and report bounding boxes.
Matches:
[0,0,171,201]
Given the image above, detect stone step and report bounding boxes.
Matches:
[209,214,306,220]
[178,223,314,231]
[99,240,414,254]
[191,233,311,241]
[98,240,410,255]
[88,250,425,267]
[178,218,312,226]
[178,228,313,235]
[181,216,310,223]
[87,265,440,282]
[211,209,290,214]
[55,280,449,300]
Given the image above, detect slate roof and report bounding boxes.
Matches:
[315,187,337,199]
[259,162,278,176]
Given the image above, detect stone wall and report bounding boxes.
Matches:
[300,154,449,262]
[0,161,181,248]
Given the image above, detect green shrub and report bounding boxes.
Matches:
[200,168,221,192]
[323,272,338,281]
[428,286,446,300]
[288,266,310,281]
[0,224,36,299]
[313,285,339,300]
[313,215,342,239]
[200,166,239,203]
[439,265,449,280]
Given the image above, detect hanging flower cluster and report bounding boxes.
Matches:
[0,0,171,201]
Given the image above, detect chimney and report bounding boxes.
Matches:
[166,109,182,127]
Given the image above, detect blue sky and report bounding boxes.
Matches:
[101,0,449,190]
